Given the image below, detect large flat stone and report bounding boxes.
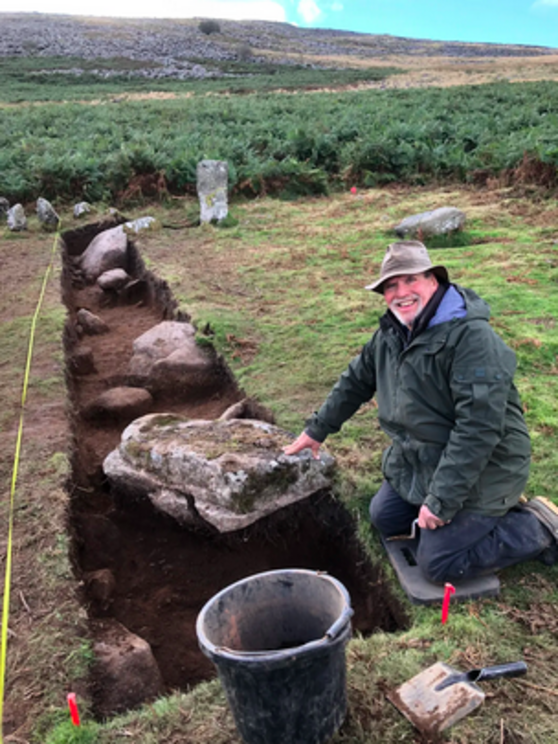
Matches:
[103,414,335,533]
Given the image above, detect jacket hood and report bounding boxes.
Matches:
[453,284,491,322]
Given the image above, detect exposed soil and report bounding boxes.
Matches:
[61,220,407,717]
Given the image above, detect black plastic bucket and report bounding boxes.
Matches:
[196,568,353,744]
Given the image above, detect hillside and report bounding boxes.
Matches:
[2,11,558,92]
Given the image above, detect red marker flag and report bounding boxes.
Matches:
[67,692,80,726]
[441,583,456,624]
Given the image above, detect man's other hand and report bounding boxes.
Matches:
[283,432,322,459]
[418,504,446,530]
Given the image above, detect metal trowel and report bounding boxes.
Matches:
[387,660,527,734]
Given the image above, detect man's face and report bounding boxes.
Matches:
[382,272,439,328]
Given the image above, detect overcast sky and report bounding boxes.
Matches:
[2,0,558,48]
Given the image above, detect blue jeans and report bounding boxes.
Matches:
[369,481,553,583]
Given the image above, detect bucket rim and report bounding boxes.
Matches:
[196,568,353,662]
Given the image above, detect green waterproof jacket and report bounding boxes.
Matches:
[306,285,531,522]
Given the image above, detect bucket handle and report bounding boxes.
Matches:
[213,606,353,658]
[325,605,354,641]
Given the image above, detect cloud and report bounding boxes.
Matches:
[2,0,288,21]
[297,0,322,23]
[532,0,558,6]
[330,2,343,10]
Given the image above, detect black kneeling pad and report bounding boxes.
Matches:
[381,535,500,605]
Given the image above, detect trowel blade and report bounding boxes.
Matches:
[387,661,485,734]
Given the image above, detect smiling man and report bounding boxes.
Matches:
[284,241,558,583]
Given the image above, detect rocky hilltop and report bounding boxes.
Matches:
[1,12,555,76]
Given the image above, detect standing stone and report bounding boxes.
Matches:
[36,197,60,230]
[0,197,9,219]
[197,160,228,223]
[7,204,27,231]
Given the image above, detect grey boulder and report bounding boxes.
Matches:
[80,224,128,282]
[127,321,215,392]
[97,268,131,290]
[103,414,336,533]
[394,207,466,238]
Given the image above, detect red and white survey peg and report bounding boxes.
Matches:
[441,583,456,624]
[67,692,81,726]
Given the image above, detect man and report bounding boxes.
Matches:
[284,241,558,583]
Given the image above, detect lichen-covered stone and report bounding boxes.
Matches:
[197,160,228,223]
[103,415,335,532]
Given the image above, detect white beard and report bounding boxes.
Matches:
[389,294,422,328]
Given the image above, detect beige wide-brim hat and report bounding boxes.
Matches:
[365,240,449,294]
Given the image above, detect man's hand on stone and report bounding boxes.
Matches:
[283,432,322,460]
[418,504,447,530]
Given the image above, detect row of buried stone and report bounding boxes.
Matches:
[59,217,391,718]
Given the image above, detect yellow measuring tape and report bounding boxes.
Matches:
[0,223,61,741]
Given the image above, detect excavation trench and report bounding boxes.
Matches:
[62,220,408,717]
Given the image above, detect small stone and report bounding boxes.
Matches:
[83,386,153,422]
[76,308,110,335]
[97,268,131,291]
[91,618,164,716]
[123,216,159,235]
[84,568,116,608]
[68,346,96,375]
[74,201,92,218]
